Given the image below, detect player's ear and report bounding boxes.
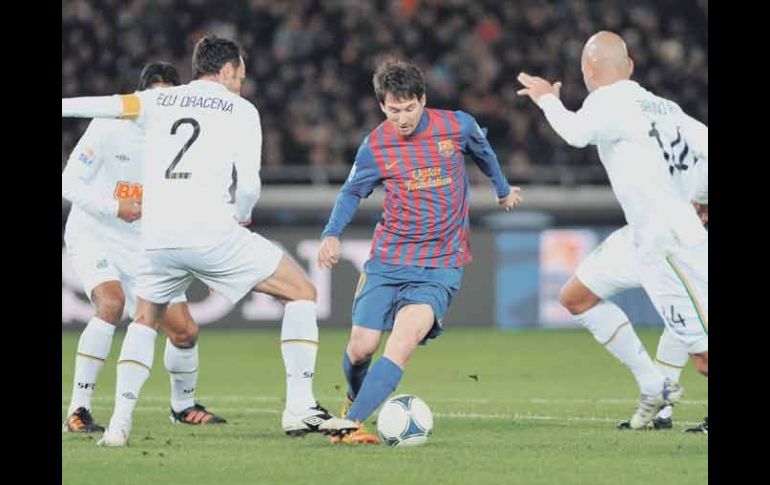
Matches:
[419,94,426,107]
[379,102,387,114]
[220,61,234,79]
[627,58,635,78]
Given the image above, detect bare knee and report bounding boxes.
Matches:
[91,283,126,324]
[347,327,381,363]
[255,254,318,303]
[559,277,600,315]
[166,326,198,348]
[383,304,434,367]
[293,279,317,302]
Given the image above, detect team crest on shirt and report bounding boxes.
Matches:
[78,148,96,166]
[437,139,455,157]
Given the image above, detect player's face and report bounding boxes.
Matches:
[381,93,426,136]
[222,57,246,95]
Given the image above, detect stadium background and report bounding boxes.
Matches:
[61,0,708,331]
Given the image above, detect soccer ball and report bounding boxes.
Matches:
[376,394,433,447]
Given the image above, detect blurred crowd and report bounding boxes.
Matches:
[62,0,707,185]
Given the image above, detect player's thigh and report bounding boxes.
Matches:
[394,265,463,341]
[641,251,708,355]
[351,263,401,334]
[383,303,436,367]
[253,252,316,302]
[390,304,436,345]
[66,237,123,305]
[576,226,641,300]
[136,248,194,306]
[190,227,285,303]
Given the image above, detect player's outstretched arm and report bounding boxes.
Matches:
[62,94,142,120]
[516,72,606,148]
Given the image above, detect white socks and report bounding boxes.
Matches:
[280,300,319,414]
[164,338,199,413]
[654,328,689,420]
[68,317,115,415]
[576,302,665,396]
[109,323,157,431]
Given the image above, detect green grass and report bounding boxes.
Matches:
[62,328,707,485]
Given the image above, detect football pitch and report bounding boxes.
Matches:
[62,328,707,485]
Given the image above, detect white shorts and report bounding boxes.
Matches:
[640,240,708,354]
[137,225,284,304]
[576,226,641,299]
[64,229,186,319]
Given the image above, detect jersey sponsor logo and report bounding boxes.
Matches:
[113,181,143,201]
[406,166,452,192]
[438,139,455,157]
[78,148,96,166]
[114,154,130,162]
[96,258,109,270]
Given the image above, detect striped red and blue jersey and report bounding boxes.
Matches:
[321,108,510,268]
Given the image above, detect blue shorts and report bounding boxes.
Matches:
[351,260,463,343]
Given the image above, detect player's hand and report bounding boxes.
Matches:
[317,236,341,269]
[692,202,708,225]
[498,186,523,211]
[118,198,142,222]
[516,72,562,102]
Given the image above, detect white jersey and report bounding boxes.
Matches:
[62,118,145,242]
[538,80,707,257]
[130,80,262,249]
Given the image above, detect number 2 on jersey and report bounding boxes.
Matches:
[165,118,200,179]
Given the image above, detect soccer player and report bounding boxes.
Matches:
[62,36,356,446]
[317,59,522,444]
[517,31,707,432]
[62,62,225,432]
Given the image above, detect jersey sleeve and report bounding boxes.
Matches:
[62,93,142,121]
[536,89,624,148]
[321,139,382,238]
[232,104,263,222]
[61,120,119,219]
[456,111,510,198]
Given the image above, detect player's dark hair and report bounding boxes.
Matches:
[373,59,426,104]
[192,36,244,79]
[136,62,181,91]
